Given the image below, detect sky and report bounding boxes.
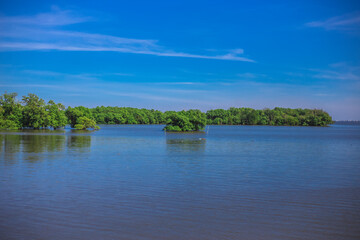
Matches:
[0,0,359,120]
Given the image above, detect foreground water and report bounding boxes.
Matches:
[0,125,359,240]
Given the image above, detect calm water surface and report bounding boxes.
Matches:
[1,125,360,240]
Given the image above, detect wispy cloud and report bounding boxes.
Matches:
[0,84,64,89]
[284,72,304,77]
[99,90,213,105]
[23,69,133,78]
[313,93,335,97]
[155,88,210,94]
[236,72,266,79]
[155,82,201,85]
[313,71,360,81]
[311,63,360,81]
[0,6,91,26]
[22,70,100,81]
[306,12,360,32]
[23,70,64,76]
[0,8,254,62]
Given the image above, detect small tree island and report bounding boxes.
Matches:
[163,110,207,132]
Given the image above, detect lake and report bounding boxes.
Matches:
[1,125,360,240]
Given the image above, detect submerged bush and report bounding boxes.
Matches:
[74,117,100,130]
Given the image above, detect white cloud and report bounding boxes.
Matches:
[0,9,254,62]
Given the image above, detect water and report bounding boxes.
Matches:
[1,125,360,240]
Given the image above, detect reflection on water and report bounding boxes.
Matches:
[166,132,206,153]
[0,133,92,161]
[22,134,66,153]
[1,134,22,163]
[67,135,91,153]
[165,133,207,172]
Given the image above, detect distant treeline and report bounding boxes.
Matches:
[206,108,333,126]
[0,92,333,130]
[92,106,333,128]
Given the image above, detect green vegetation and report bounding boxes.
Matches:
[0,92,22,129]
[46,100,68,129]
[0,92,98,130]
[91,104,333,130]
[65,106,96,129]
[164,110,207,132]
[22,93,50,129]
[0,92,334,131]
[206,107,333,127]
[92,106,165,124]
[74,117,100,130]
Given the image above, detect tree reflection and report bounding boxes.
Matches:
[22,134,66,154]
[1,134,22,163]
[67,135,91,153]
[165,133,206,173]
[21,134,66,162]
[166,133,206,153]
[0,131,92,162]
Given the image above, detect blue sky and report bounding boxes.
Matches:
[0,0,359,120]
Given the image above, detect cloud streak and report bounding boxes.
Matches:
[306,12,360,32]
[0,7,91,26]
[311,63,360,81]
[0,8,254,62]
[236,72,267,79]
[23,69,133,78]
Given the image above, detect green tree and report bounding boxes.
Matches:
[46,100,67,129]
[186,109,207,131]
[164,110,206,132]
[65,106,94,128]
[164,113,193,131]
[21,93,48,129]
[0,92,23,129]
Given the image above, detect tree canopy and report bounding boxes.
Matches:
[0,92,22,129]
[0,92,98,130]
[74,116,99,130]
[21,93,49,129]
[164,110,207,132]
